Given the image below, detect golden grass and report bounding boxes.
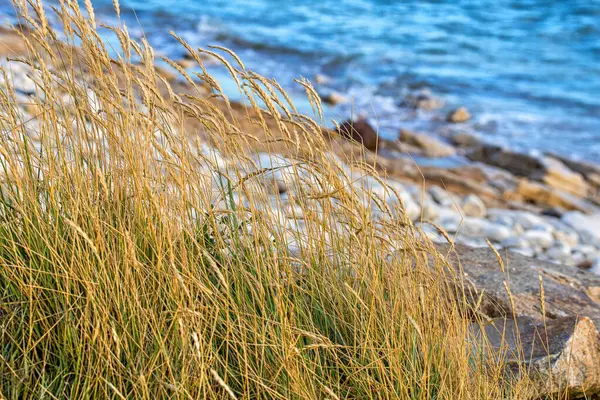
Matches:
[0,0,535,398]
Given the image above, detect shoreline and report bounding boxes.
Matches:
[1,26,599,270]
[3,12,600,396]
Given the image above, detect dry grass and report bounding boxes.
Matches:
[0,0,535,398]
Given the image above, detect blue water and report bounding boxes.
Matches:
[2,0,600,162]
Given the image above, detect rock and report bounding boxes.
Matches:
[471,316,600,398]
[516,179,599,213]
[546,152,600,183]
[422,224,446,243]
[446,107,471,123]
[468,145,544,177]
[421,200,440,221]
[450,131,480,148]
[418,165,501,202]
[437,216,461,234]
[514,212,545,230]
[545,243,572,262]
[405,185,433,205]
[176,57,196,69]
[468,146,590,198]
[501,236,530,249]
[337,119,379,151]
[574,245,598,255]
[461,194,487,218]
[314,73,331,85]
[512,247,536,257]
[400,199,421,222]
[429,185,457,207]
[398,129,456,158]
[482,224,512,243]
[456,237,488,248]
[562,212,600,245]
[433,243,600,327]
[487,211,515,227]
[254,153,294,194]
[321,91,347,106]
[542,206,566,218]
[535,156,590,198]
[591,259,600,276]
[459,217,489,237]
[488,209,546,230]
[523,229,554,249]
[403,90,444,110]
[553,229,580,247]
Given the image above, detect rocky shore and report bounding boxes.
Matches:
[3,25,600,397]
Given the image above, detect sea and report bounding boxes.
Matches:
[1,0,599,162]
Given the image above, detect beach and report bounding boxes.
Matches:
[2,3,600,397]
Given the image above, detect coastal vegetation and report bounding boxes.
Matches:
[2,0,599,398]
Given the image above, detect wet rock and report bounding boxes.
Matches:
[461,194,487,218]
[337,119,379,151]
[471,316,600,398]
[450,131,480,148]
[314,73,331,85]
[446,106,471,123]
[403,90,444,110]
[398,129,456,157]
[321,91,347,106]
[562,212,600,245]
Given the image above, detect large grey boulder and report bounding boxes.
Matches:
[435,244,600,397]
[433,243,600,326]
[471,316,600,398]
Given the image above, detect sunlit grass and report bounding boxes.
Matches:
[0,0,535,398]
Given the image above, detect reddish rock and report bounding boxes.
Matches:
[337,119,379,151]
